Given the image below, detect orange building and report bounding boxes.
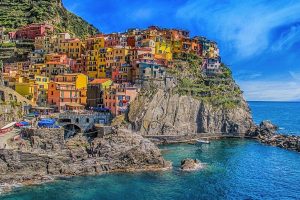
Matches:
[47,73,88,110]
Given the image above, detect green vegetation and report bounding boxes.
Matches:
[170,53,243,109]
[0,0,99,38]
[0,42,16,48]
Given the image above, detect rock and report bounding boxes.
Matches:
[128,88,254,136]
[259,121,278,135]
[247,121,300,153]
[246,120,278,138]
[180,159,204,171]
[0,128,170,189]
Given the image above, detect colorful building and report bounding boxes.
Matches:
[47,73,88,110]
[87,78,112,108]
[133,60,166,82]
[103,83,138,116]
[35,75,49,106]
[15,79,38,104]
[155,39,172,61]
[14,24,54,40]
[85,36,106,78]
[44,62,71,79]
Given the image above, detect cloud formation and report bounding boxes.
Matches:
[239,80,300,101]
[176,0,300,59]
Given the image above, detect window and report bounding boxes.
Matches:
[76,118,79,123]
[86,118,90,123]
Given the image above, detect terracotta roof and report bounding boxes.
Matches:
[90,78,111,84]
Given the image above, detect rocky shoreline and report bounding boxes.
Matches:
[248,121,300,152]
[1,120,299,195]
[0,128,171,194]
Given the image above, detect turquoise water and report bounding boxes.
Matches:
[2,102,300,200]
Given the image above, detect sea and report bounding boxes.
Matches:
[1,101,300,200]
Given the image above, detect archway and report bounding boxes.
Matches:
[63,124,82,139]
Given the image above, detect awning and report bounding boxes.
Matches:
[64,102,84,107]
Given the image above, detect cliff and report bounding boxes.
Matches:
[0,0,99,38]
[0,128,170,191]
[128,55,254,136]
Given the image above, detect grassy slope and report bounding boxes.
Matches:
[169,53,243,109]
[0,0,99,38]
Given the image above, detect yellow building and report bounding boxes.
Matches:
[106,46,130,81]
[15,79,38,104]
[69,39,83,59]
[98,48,107,78]
[172,40,182,54]
[29,64,46,76]
[35,75,49,90]
[58,38,83,59]
[35,75,49,106]
[85,36,106,78]
[155,40,173,61]
[53,33,71,53]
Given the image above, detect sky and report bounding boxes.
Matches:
[63,0,300,101]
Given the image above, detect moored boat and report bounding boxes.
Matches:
[0,122,16,136]
[196,139,210,144]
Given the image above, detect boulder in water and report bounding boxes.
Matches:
[180,159,204,171]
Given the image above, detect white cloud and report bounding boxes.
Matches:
[176,0,300,60]
[234,70,262,80]
[238,80,300,101]
[272,24,300,51]
[289,71,300,81]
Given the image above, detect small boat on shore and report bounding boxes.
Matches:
[196,139,210,144]
[0,122,16,136]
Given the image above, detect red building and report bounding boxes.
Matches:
[14,24,54,40]
[127,36,136,47]
[111,67,120,82]
[104,34,120,47]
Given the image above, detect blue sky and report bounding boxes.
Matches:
[63,0,300,101]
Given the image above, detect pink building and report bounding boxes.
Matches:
[14,24,54,40]
[104,83,138,116]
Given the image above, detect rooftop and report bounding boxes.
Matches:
[90,78,112,84]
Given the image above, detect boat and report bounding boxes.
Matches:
[196,139,210,144]
[0,122,16,136]
[38,118,56,128]
[15,121,30,128]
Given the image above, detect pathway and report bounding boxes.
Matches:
[0,129,20,149]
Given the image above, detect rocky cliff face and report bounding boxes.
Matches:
[0,128,170,190]
[128,55,254,137]
[128,88,253,136]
